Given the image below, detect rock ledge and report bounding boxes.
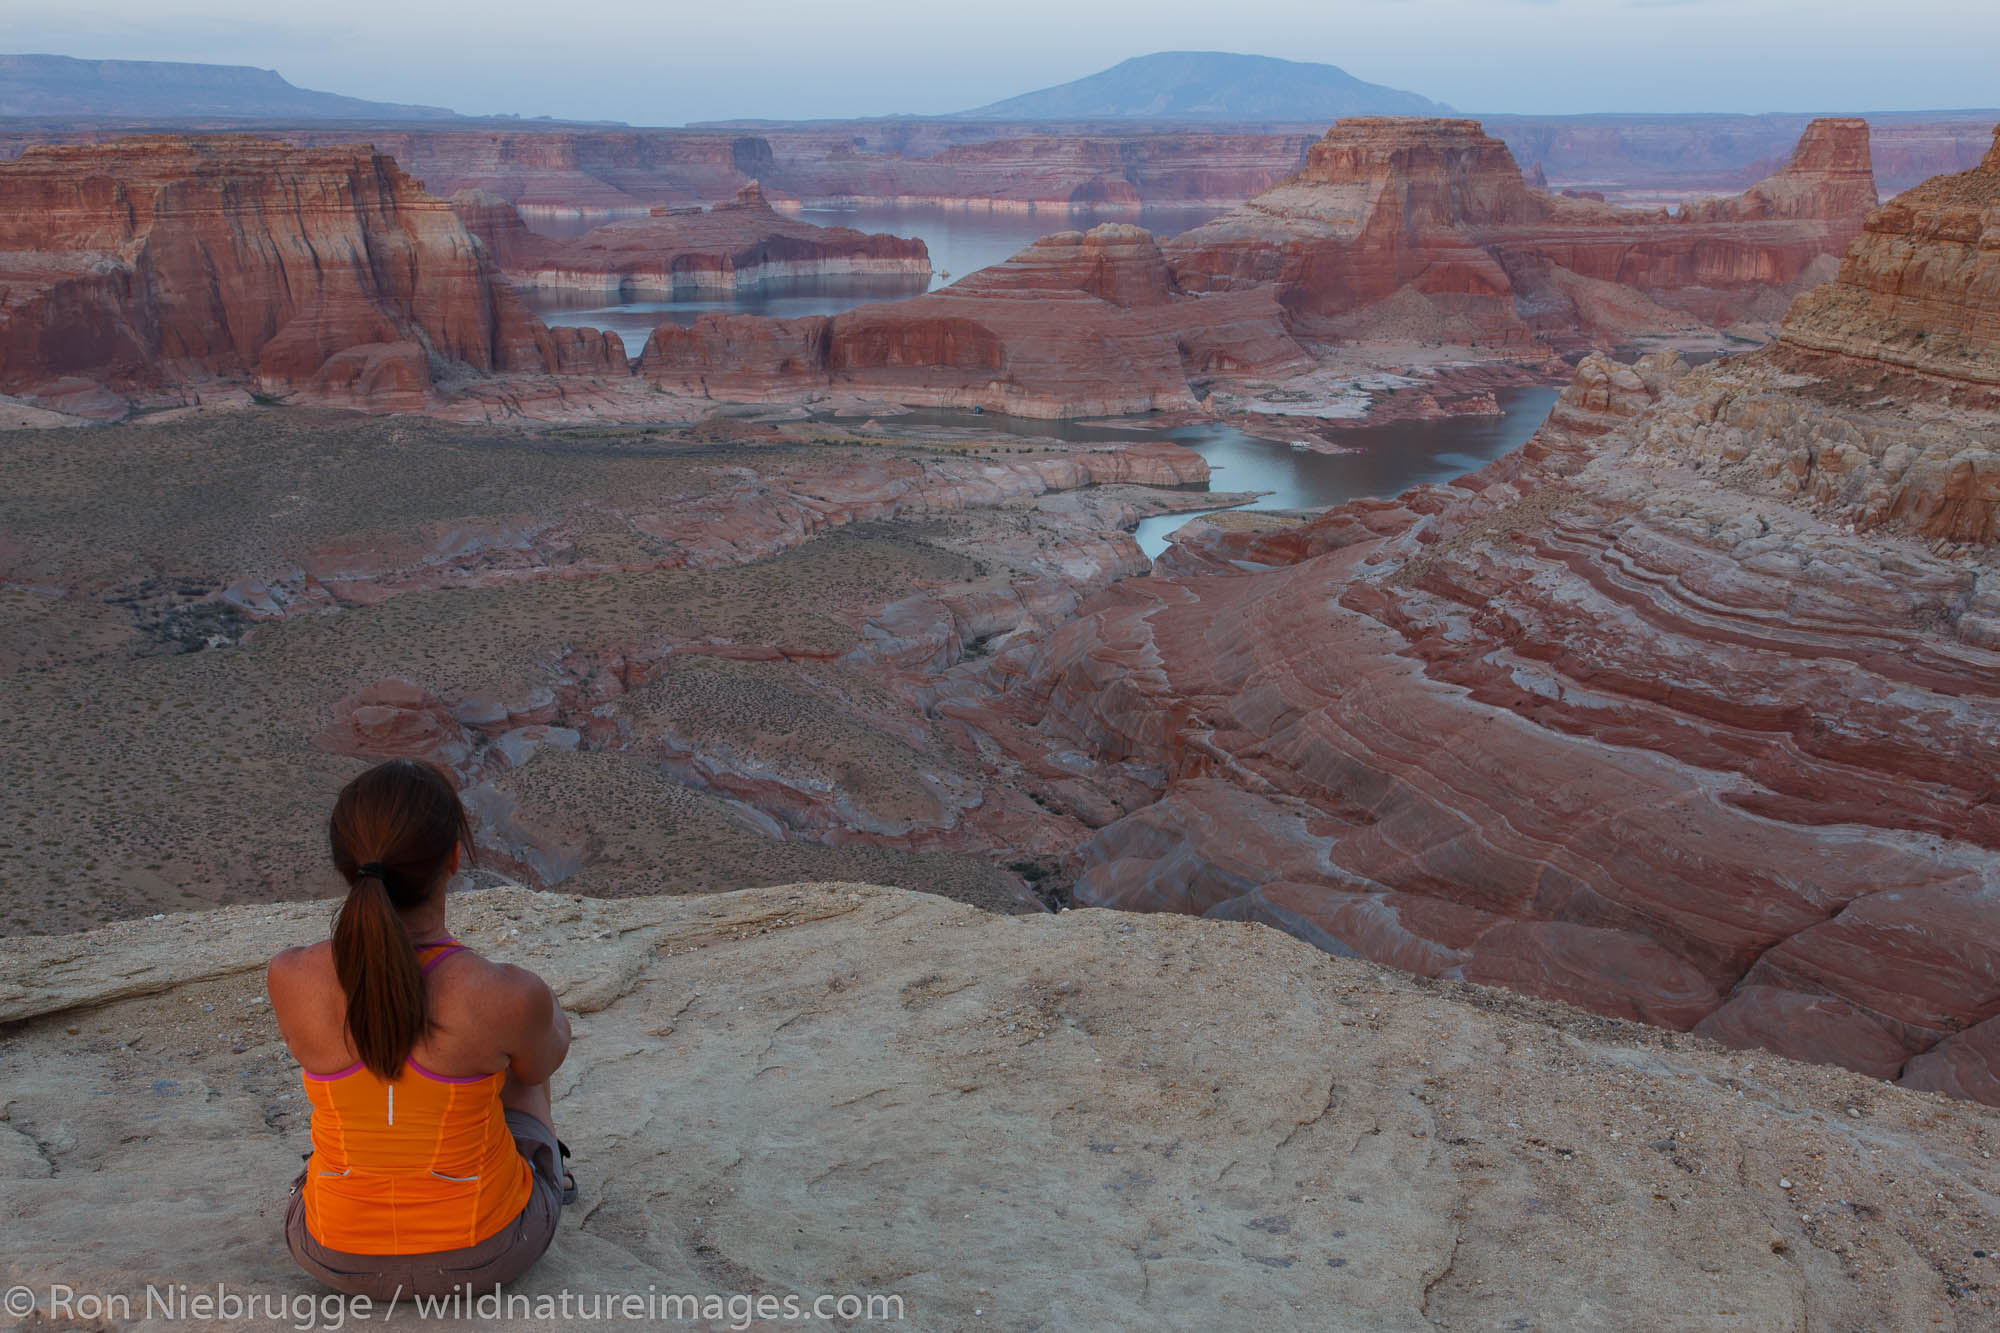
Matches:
[1,883,1994,1330]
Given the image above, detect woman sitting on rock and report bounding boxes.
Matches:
[267,758,574,1299]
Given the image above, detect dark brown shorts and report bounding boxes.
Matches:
[285,1109,564,1301]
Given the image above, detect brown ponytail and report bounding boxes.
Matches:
[327,759,474,1078]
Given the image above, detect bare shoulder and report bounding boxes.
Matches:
[437,952,555,1017]
[266,940,331,995]
[430,952,566,1072]
[265,941,337,1055]
[489,958,558,1015]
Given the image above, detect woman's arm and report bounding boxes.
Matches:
[497,963,573,1086]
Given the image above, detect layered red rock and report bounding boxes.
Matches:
[1678,117,1878,227]
[636,314,834,399]
[1003,359,1999,1097]
[443,185,554,270]
[219,124,1312,213]
[1480,113,1992,198]
[6,117,1992,214]
[268,127,764,213]
[453,181,931,294]
[275,442,1215,871]
[1165,117,1880,349]
[824,224,1206,416]
[638,223,1312,417]
[766,131,1316,208]
[1165,118,1546,346]
[1776,125,2000,402]
[0,134,625,408]
[312,678,474,772]
[939,158,2000,1102]
[1484,118,1878,334]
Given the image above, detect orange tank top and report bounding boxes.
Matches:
[299,940,534,1255]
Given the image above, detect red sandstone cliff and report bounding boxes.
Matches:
[0,135,625,409]
[1776,125,2000,404]
[636,313,834,400]
[1483,118,1878,337]
[444,185,556,270]
[270,127,762,212]
[453,181,931,294]
[764,132,1315,209]
[1678,117,1878,226]
[1165,117,1880,349]
[636,223,1311,416]
[4,118,1989,214]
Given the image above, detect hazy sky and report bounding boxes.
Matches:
[13,0,1999,124]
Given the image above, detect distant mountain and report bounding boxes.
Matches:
[0,54,457,120]
[956,51,1452,122]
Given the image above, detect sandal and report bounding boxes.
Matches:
[557,1138,578,1205]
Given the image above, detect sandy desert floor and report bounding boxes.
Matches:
[0,404,1228,933]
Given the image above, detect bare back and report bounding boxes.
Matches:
[267,941,570,1086]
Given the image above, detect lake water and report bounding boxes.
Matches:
[1127,387,1560,557]
[855,388,1560,560]
[795,205,1226,293]
[518,204,1226,346]
[516,204,1559,549]
[515,276,937,348]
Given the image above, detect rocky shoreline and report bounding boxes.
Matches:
[507,256,932,296]
[455,181,933,297]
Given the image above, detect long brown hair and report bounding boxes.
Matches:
[327,758,474,1078]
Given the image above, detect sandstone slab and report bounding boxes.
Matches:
[0,884,1993,1331]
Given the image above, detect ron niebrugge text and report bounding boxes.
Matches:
[15,1282,907,1328]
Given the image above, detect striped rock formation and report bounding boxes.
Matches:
[638,223,1312,417]
[963,146,2000,1101]
[451,181,931,296]
[0,135,623,412]
[1165,116,1880,348]
[1776,124,2000,407]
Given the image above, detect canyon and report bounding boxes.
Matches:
[0,399,1247,932]
[925,128,2000,1102]
[0,114,1995,1156]
[1167,115,1879,348]
[3,37,2000,1326]
[0,133,1356,420]
[630,116,1885,416]
[4,115,1992,214]
[1774,134,2000,405]
[0,135,627,414]
[637,222,1312,417]
[0,121,1323,215]
[451,180,932,295]
[0,117,1936,426]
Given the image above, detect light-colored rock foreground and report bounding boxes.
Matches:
[1,884,1995,1331]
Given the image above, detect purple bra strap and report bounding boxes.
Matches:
[418,940,465,975]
